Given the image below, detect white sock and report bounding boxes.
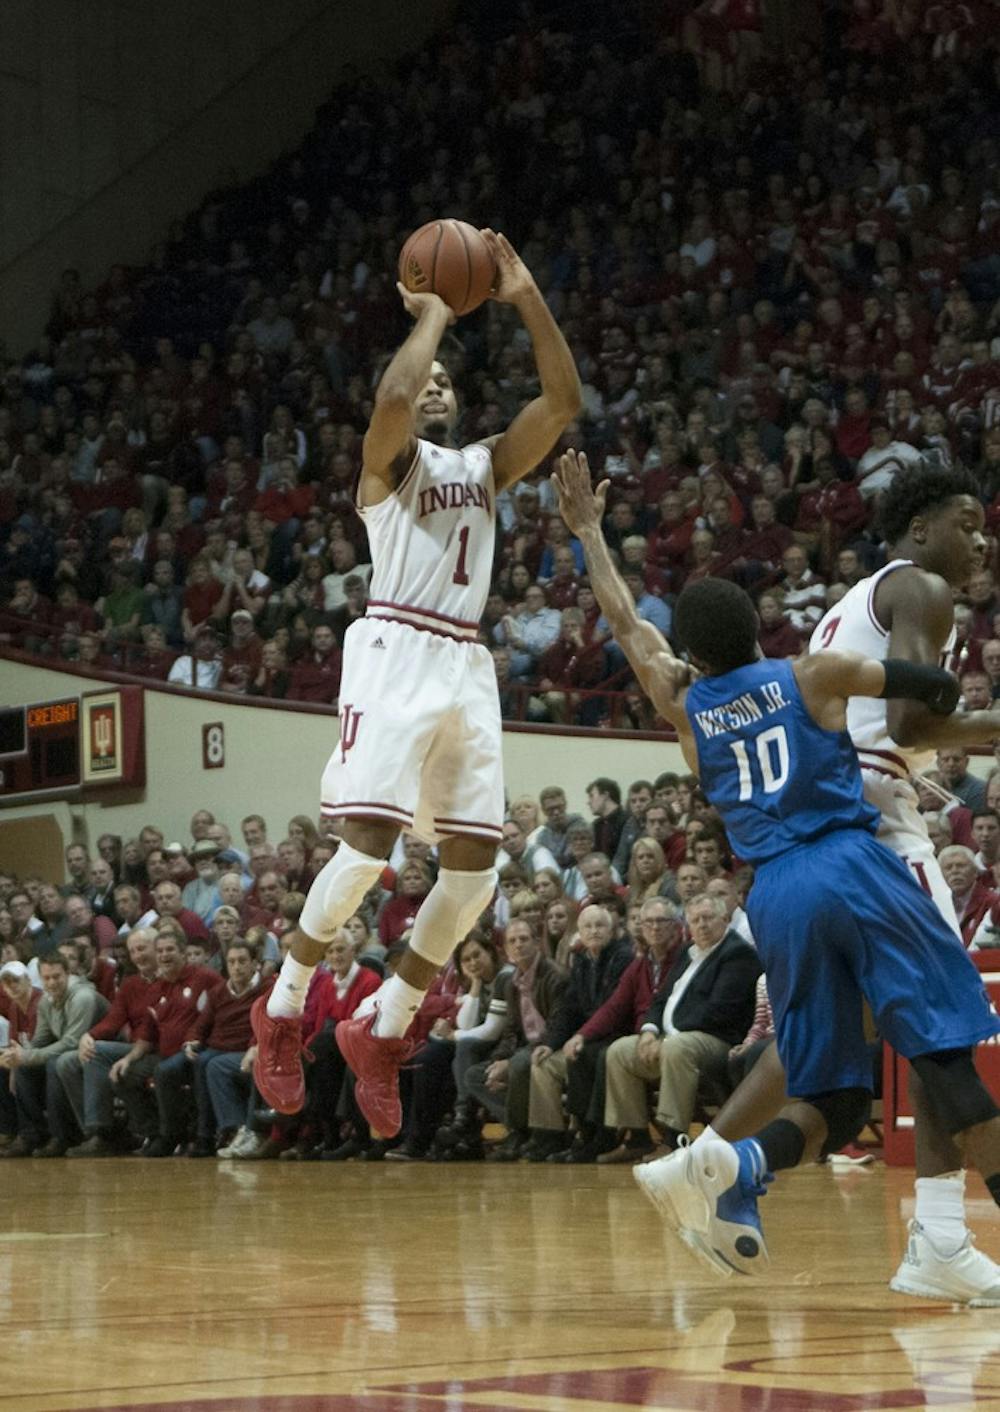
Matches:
[267,955,316,1019]
[372,974,424,1039]
[693,1123,721,1149]
[914,1171,967,1257]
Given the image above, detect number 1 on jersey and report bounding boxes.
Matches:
[731,725,790,801]
[453,525,470,586]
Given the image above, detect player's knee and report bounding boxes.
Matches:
[339,819,399,859]
[910,1049,1000,1136]
[298,840,386,944]
[803,1087,872,1154]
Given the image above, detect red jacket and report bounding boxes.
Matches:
[136,965,226,1056]
[254,485,315,524]
[188,975,274,1051]
[90,956,118,1002]
[288,650,342,703]
[378,893,428,946]
[957,879,999,948]
[90,973,157,1041]
[580,951,681,1042]
[0,987,41,1044]
[302,965,380,1044]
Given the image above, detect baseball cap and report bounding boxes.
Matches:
[0,960,29,981]
[164,842,186,856]
[191,839,220,860]
[231,609,253,623]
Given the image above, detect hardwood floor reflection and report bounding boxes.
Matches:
[4,1158,1000,1411]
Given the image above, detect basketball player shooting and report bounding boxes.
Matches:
[554,448,1000,1284]
[252,231,582,1137]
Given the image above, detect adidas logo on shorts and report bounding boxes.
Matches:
[372,637,386,649]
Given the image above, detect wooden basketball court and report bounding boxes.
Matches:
[6,1159,1000,1411]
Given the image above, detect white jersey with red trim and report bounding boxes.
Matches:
[809,559,956,781]
[361,437,494,641]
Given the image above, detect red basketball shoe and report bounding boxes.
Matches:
[336,1012,416,1138]
[251,995,306,1115]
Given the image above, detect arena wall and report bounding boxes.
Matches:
[0,0,456,352]
[0,658,688,877]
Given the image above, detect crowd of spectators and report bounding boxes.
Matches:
[7,742,998,1164]
[0,776,765,1160]
[3,1,1000,725]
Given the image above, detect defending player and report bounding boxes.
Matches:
[252,233,581,1136]
[690,463,1000,1303]
[554,449,1000,1283]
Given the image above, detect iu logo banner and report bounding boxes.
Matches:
[89,705,116,771]
[81,691,125,783]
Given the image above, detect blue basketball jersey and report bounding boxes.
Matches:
[685,657,878,866]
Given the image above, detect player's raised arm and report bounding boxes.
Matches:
[481,231,582,491]
[553,450,691,725]
[361,286,454,499]
[795,649,961,732]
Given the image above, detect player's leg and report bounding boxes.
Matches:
[693,1036,786,1149]
[336,831,498,1138]
[636,1086,870,1276]
[638,841,875,1276]
[890,1046,1000,1305]
[852,835,1000,1303]
[253,817,398,1113]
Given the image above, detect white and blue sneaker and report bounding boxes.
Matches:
[634,1134,771,1277]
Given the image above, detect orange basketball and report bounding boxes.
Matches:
[398,220,497,317]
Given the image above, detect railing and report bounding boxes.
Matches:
[0,611,671,736]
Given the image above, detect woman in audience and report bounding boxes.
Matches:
[508,889,545,946]
[561,820,597,901]
[626,837,674,907]
[286,815,320,856]
[344,912,385,965]
[390,932,506,1162]
[509,795,542,842]
[377,860,433,947]
[494,863,529,927]
[545,896,579,968]
[533,869,564,907]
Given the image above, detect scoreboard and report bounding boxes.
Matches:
[0,688,145,801]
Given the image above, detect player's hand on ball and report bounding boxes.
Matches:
[481,230,535,306]
[553,450,608,534]
[395,282,455,324]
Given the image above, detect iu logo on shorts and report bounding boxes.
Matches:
[340,704,364,763]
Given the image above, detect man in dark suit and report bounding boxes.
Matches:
[464,919,566,1160]
[602,892,760,1161]
[525,903,634,1161]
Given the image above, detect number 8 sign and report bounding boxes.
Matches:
[202,722,225,770]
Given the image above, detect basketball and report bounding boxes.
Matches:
[398,220,497,317]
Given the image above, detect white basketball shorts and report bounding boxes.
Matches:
[861,768,961,939]
[320,617,505,845]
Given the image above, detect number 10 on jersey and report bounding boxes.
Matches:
[731,725,790,801]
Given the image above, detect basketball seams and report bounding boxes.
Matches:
[429,221,444,298]
[453,219,474,316]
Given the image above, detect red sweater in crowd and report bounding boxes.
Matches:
[378,893,428,945]
[90,973,158,1042]
[136,964,226,1056]
[288,648,342,703]
[302,964,380,1044]
[89,956,118,1003]
[579,949,682,1042]
[187,975,274,1051]
[0,988,40,1044]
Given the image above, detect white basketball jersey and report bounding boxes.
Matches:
[361,438,495,641]
[810,559,956,779]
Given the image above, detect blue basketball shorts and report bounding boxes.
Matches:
[747,827,1000,1095]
